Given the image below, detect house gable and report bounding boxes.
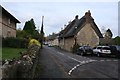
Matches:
[59,10,103,39]
[77,23,99,47]
[0,5,20,38]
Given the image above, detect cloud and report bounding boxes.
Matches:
[1,2,118,37]
[1,0,119,2]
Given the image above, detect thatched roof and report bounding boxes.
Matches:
[59,10,103,39]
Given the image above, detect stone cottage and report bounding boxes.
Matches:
[0,5,20,38]
[46,33,59,46]
[59,10,103,51]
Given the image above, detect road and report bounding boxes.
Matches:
[38,45,119,79]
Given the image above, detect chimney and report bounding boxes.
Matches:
[85,10,91,22]
[75,15,79,19]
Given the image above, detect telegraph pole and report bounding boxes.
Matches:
[40,16,44,48]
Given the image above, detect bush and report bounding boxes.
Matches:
[2,37,28,48]
[28,39,41,48]
[71,44,80,53]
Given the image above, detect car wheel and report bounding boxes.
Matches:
[97,53,101,57]
[80,52,84,56]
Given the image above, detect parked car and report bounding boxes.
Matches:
[93,46,111,57]
[109,45,120,58]
[76,46,93,56]
[48,44,53,47]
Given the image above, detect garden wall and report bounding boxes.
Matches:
[2,45,41,79]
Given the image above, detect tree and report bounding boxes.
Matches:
[23,18,36,38]
[113,36,120,45]
[16,30,28,39]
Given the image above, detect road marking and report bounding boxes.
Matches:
[68,60,96,75]
[67,56,81,63]
[57,52,64,55]
[106,59,111,61]
[100,60,104,61]
[99,59,118,62]
[113,60,118,61]
[68,64,81,75]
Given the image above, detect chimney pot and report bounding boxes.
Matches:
[75,15,79,19]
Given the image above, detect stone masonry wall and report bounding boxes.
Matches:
[77,23,99,47]
[2,13,16,38]
[64,37,75,52]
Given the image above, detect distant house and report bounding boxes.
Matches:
[0,5,20,38]
[46,33,59,46]
[59,10,103,51]
[100,29,114,45]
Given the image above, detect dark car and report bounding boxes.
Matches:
[109,45,120,58]
[76,46,93,56]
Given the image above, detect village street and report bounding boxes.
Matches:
[38,45,119,79]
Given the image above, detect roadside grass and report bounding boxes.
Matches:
[2,47,26,60]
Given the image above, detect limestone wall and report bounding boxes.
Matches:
[77,23,99,47]
[64,37,75,52]
[2,14,16,38]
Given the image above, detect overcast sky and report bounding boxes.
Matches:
[1,0,119,37]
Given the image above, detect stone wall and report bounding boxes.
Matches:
[2,45,40,79]
[77,23,99,47]
[59,38,64,49]
[64,37,75,52]
[2,13,16,38]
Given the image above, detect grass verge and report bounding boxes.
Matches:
[2,47,26,60]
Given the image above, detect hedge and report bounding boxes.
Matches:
[2,37,28,48]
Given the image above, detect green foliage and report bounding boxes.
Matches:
[71,44,80,53]
[23,18,39,38]
[113,36,120,45]
[2,37,28,48]
[16,30,28,39]
[23,19,36,34]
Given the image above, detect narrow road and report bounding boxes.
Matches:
[38,45,119,79]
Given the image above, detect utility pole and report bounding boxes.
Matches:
[40,16,44,48]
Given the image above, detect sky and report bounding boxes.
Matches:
[0,0,119,37]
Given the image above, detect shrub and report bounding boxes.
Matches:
[71,44,80,53]
[28,39,41,48]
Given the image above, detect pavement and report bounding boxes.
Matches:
[37,45,119,79]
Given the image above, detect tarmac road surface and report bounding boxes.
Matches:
[38,45,119,79]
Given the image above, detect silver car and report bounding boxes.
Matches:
[93,46,111,57]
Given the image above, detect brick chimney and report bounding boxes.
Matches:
[85,10,91,23]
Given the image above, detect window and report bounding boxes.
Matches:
[8,18,10,24]
[7,30,11,37]
[97,47,102,49]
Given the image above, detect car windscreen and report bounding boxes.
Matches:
[102,47,110,50]
[84,46,91,49]
[97,47,102,49]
